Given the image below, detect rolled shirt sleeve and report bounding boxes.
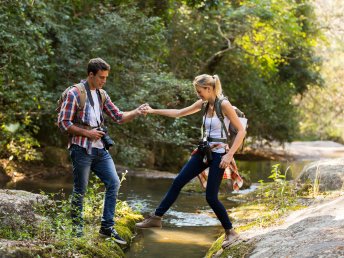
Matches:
[103,92,123,123]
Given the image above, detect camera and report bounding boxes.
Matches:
[97,127,114,150]
[197,140,213,162]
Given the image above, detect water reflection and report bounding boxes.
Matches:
[128,227,221,258]
[236,160,309,182]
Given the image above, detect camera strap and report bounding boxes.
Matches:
[84,81,103,128]
[201,102,215,139]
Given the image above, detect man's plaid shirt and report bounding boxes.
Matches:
[58,85,123,154]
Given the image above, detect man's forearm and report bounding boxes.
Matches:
[67,125,90,138]
[120,109,139,123]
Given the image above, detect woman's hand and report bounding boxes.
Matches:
[136,103,149,116]
[140,104,154,115]
[219,152,234,169]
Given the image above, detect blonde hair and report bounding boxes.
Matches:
[193,74,223,98]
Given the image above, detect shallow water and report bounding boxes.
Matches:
[0,159,309,258]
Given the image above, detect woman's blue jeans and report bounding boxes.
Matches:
[155,151,232,230]
[69,144,120,229]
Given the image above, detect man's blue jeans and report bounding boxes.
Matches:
[69,144,120,229]
[155,151,232,230]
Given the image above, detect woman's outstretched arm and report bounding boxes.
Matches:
[143,99,203,118]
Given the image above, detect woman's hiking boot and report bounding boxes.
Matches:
[136,213,162,228]
[222,228,239,249]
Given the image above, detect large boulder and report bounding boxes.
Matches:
[0,190,47,233]
[245,196,344,258]
[298,158,344,191]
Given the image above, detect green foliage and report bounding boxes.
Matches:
[0,0,323,168]
[165,0,322,143]
[258,164,296,211]
[297,0,344,143]
[0,0,54,161]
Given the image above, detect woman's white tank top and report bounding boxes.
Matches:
[203,113,230,153]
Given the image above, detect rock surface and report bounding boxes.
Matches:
[298,158,344,191]
[0,190,47,232]
[0,239,51,258]
[247,141,344,161]
[243,195,344,258]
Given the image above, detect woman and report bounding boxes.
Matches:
[136,74,246,248]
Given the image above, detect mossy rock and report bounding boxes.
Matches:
[0,239,55,258]
[206,236,256,258]
[0,190,48,237]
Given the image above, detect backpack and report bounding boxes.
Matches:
[56,83,107,115]
[202,97,248,151]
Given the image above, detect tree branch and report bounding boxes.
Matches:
[198,23,235,74]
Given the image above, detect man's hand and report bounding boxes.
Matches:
[140,103,153,115]
[120,103,150,123]
[86,128,105,141]
[137,103,150,116]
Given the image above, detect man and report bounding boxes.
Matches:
[58,58,145,243]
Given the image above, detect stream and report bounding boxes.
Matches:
[0,159,308,258]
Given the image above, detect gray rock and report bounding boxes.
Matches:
[0,190,48,233]
[0,239,52,258]
[243,195,344,258]
[298,158,344,191]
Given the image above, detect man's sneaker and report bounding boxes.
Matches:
[222,229,240,249]
[135,213,162,228]
[99,227,127,245]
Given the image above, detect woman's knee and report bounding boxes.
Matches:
[171,176,187,190]
[206,194,219,206]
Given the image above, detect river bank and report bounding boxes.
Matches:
[1,141,344,184]
[0,188,142,258]
[242,140,344,161]
[206,157,344,257]
[209,192,344,258]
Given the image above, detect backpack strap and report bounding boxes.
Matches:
[74,83,86,110]
[201,98,229,141]
[214,97,230,140]
[211,97,247,151]
[98,89,107,107]
[201,101,209,139]
[73,83,106,109]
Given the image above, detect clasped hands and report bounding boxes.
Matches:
[137,103,152,116]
